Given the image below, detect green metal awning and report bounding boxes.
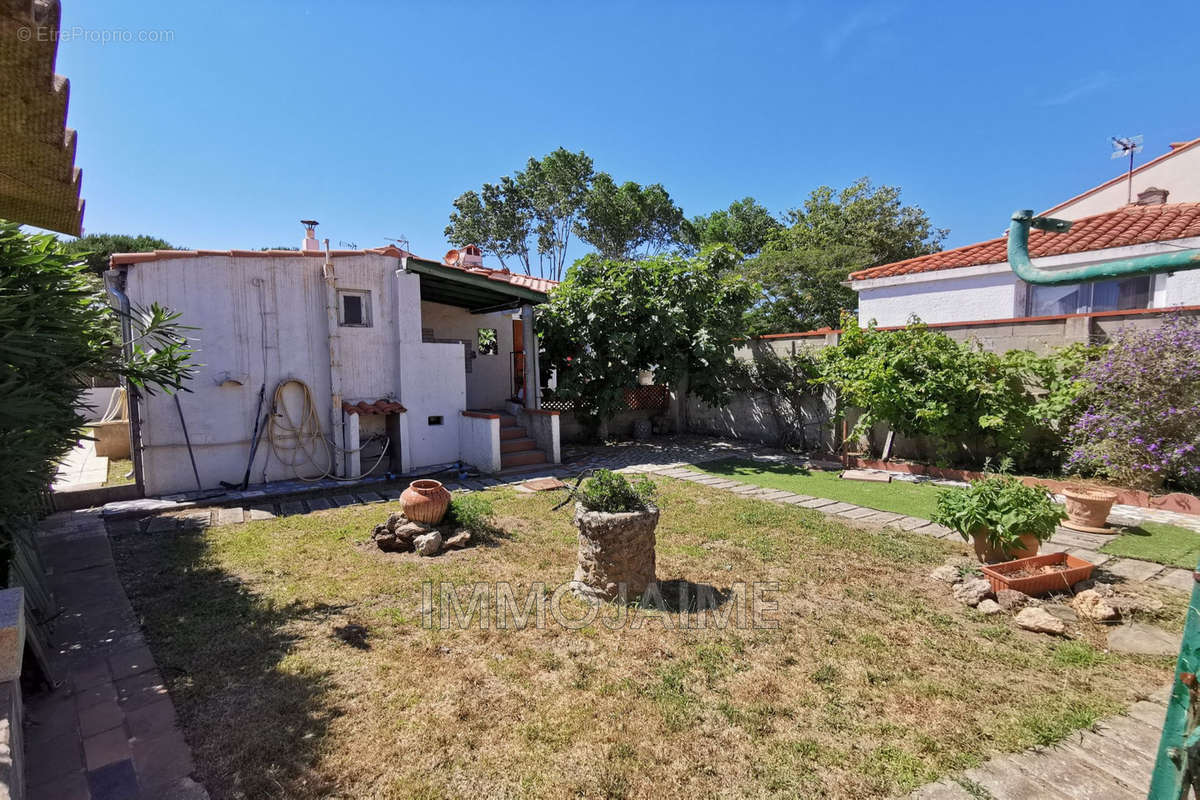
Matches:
[406,257,548,311]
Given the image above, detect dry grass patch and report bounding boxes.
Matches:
[110,479,1180,800]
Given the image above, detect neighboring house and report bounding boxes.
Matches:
[108,229,560,496]
[1044,136,1200,219]
[850,136,1200,327]
[850,197,1200,328]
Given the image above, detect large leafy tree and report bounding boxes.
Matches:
[61,232,175,276]
[771,177,946,264]
[573,174,684,261]
[446,149,684,280]
[747,178,946,334]
[446,149,594,281]
[680,197,781,257]
[742,244,865,335]
[538,246,755,437]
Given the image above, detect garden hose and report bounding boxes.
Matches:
[265,379,391,482]
[98,386,128,422]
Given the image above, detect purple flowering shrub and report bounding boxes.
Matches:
[1065,314,1200,492]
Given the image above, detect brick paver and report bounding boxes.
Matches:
[24,510,208,799]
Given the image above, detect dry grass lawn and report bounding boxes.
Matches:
[110,478,1182,800]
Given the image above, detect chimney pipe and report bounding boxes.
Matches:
[301,219,321,252]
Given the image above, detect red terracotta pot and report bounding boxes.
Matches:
[1063,487,1118,530]
[970,530,1040,564]
[401,479,451,524]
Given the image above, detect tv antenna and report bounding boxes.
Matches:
[384,235,410,252]
[338,240,358,250]
[1111,135,1143,204]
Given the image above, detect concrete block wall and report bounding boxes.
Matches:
[683,306,1200,453]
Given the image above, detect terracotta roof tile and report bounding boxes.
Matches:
[849,203,1200,281]
[109,245,557,294]
[342,400,406,416]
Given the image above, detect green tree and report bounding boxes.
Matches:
[746,178,946,334]
[574,173,684,261]
[446,148,594,281]
[1,221,194,576]
[61,232,175,276]
[446,149,685,279]
[742,244,865,335]
[680,197,781,257]
[445,175,537,275]
[538,246,755,437]
[771,177,946,264]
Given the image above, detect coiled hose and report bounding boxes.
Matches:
[265,379,390,482]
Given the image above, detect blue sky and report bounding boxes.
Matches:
[59,1,1200,273]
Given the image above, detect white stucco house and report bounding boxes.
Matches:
[851,136,1200,327]
[107,229,560,496]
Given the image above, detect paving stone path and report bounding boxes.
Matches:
[25,510,208,799]
[908,685,1170,799]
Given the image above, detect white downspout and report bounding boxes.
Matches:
[321,238,343,477]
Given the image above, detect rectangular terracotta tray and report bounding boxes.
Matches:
[981,552,1094,596]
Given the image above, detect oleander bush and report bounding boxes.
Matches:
[0,221,193,578]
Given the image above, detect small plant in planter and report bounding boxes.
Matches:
[932,476,1065,563]
[556,470,659,603]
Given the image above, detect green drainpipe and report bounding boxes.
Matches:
[1007,209,1200,286]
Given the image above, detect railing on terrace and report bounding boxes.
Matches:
[541,385,670,413]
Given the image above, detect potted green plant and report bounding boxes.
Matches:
[556,470,659,603]
[932,476,1065,563]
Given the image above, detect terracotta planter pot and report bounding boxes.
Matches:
[981,552,1094,596]
[401,479,451,524]
[970,529,1040,564]
[1063,487,1118,531]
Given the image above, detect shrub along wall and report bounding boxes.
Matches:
[686,307,1200,484]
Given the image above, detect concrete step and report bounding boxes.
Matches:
[498,414,519,428]
[502,449,547,468]
[501,437,538,454]
[499,426,528,440]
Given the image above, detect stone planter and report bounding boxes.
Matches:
[92,420,130,459]
[1062,487,1118,533]
[970,529,1040,564]
[401,479,451,524]
[572,503,658,603]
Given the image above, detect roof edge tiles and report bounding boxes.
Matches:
[849,202,1200,282]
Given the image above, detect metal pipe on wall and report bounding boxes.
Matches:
[1008,209,1200,286]
[103,268,146,496]
[321,238,343,477]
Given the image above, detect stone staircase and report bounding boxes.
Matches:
[498,413,548,470]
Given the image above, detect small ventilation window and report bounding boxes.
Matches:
[338,290,371,327]
[427,415,443,426]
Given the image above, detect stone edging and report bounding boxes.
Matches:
[631,466,1195,596]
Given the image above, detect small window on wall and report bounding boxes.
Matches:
[1028,277,1152,317]
[338,290,371,327]
[477,328,498,356]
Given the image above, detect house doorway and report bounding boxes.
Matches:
[512,318,525,399]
